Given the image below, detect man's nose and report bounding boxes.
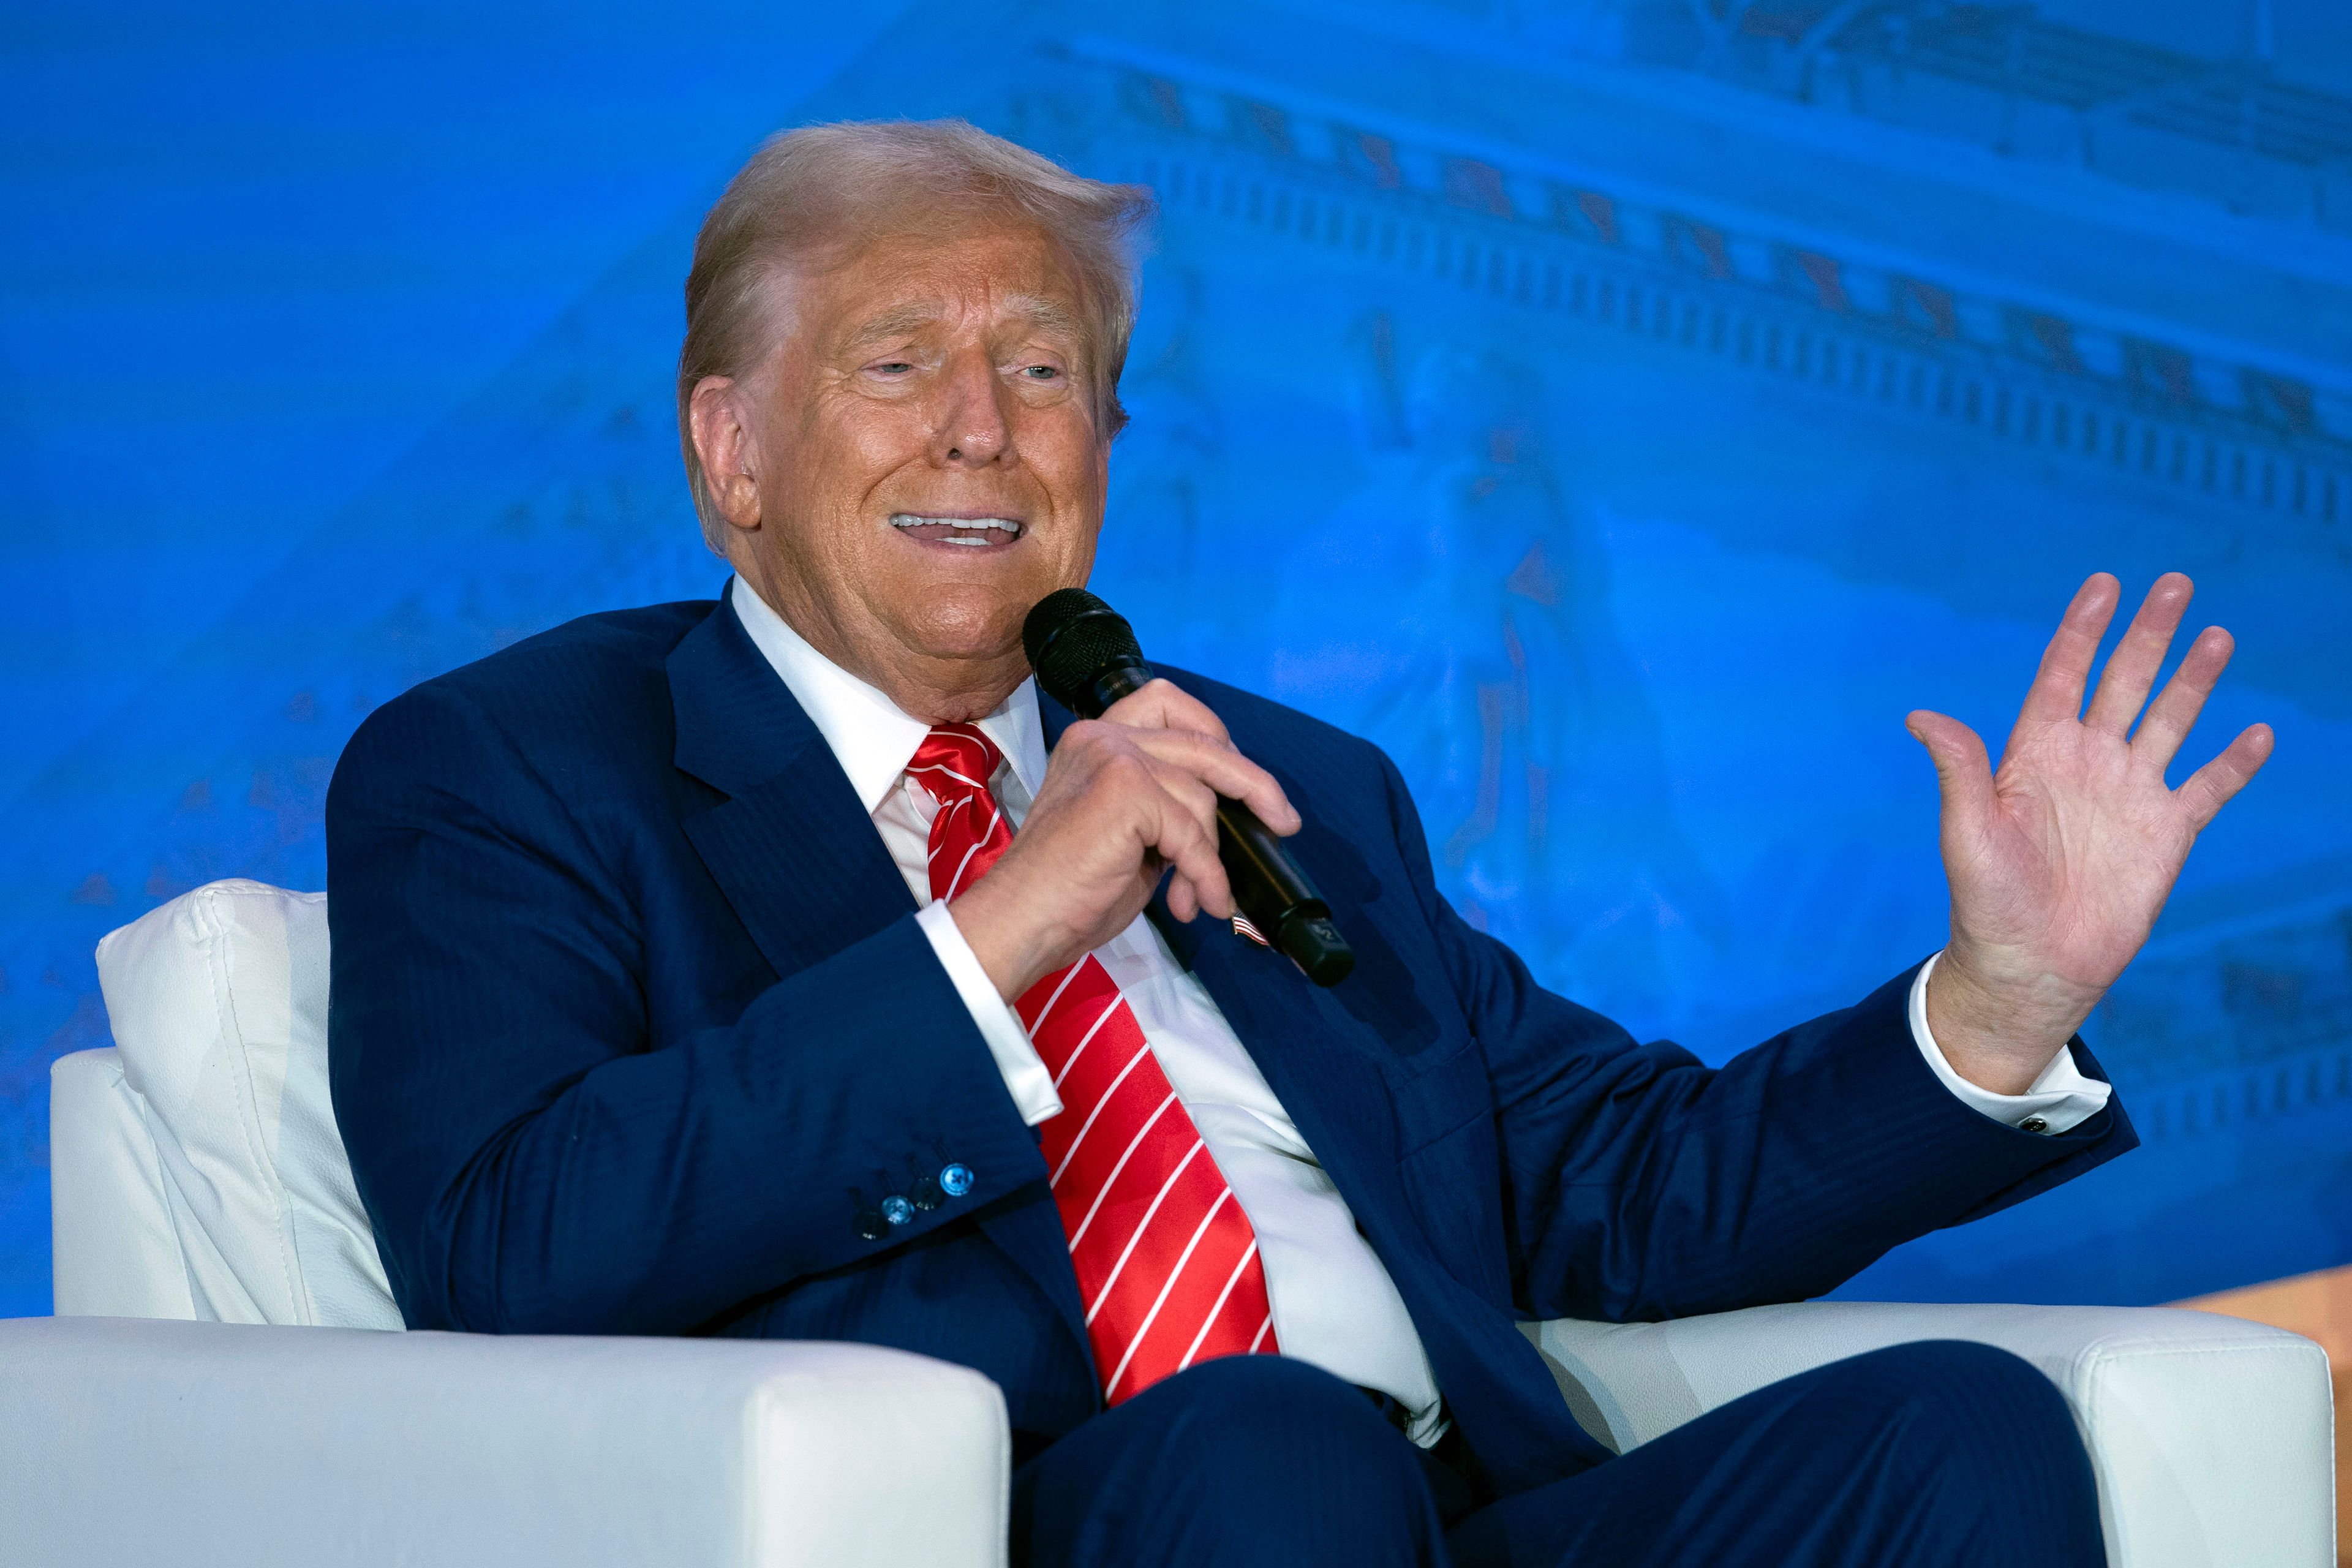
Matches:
[930,355,1015,467]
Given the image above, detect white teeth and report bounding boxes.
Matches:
[889,513,1023,538]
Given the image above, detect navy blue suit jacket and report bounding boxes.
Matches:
[326,592,2134,1494]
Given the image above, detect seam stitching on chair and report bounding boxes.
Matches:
[201,887,309,1325]
[2074,1340,2330,1363]
[122,1076,204,1319]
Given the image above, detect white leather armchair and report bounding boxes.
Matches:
[2,880,2333,1566]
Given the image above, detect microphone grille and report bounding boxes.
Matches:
[1023,588,1145,709]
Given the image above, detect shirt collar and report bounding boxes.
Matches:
[726,577,1046,813]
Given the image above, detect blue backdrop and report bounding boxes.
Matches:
[4,0,2349,1317]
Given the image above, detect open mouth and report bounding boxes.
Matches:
[889,513,1026,548]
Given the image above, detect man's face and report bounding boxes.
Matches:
[716,221,1111,714]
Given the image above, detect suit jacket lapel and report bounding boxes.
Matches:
[668,597,915,978]
[1162,899,1415,1248]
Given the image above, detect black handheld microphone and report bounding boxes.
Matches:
[1023,588,1355,988]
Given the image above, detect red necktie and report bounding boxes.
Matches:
[910,723,1280,1403]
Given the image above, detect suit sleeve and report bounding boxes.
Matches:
[1368,749,2136,1323]
[326,684,1049,1336]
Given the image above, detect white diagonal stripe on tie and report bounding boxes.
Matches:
[942,839,987,900]
[1176,1240,1261,1373]
[1103,1188,1235,1398]
[1050,1037,1156,1186]
[1023,962,1087,1041]
[1050,990,1126,1090]
[1085,1137,1206,1324]
[907,763,990,791]
[1065,1090,1181,1252]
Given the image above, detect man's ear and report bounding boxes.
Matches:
[688,375,763,533]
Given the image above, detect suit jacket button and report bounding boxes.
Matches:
[880,1194,916,1226]
[907,1172,943,1211]
[854,1208,889,1241]
[2019,1115,2050,1134]
[940,1163,974,1197]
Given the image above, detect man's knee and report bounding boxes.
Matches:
[1016,1355,1446,1568]
[1830,1340,2078,1459]
[1139,1354,1417,1491]
[1815,1344,2098,1513]
[1814,1340,2101,1558]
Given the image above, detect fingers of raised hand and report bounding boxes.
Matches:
[2016,573,2122,730]
[2130,625,2233,773]
[1101,677,1231,744]
[2086,572,2194,736]
[2177,722,2275,831]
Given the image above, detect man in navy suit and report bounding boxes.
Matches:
[327,121,2274,1567]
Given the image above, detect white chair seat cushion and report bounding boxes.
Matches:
[90,880,399,1328]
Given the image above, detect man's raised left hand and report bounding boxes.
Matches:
[1907,571,2274,1096]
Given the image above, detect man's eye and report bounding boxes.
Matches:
[872,361,914,375]
[1022,364,1061,380]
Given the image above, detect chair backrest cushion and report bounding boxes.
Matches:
[86,880,401,1329]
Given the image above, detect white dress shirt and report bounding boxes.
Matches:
[725,578,2109,1441]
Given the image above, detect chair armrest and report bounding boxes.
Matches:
[1525,1300,2334,1568]
[48,1049,194,1319]
[0,1316,1009,1568]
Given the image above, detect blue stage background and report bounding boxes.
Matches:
[4,0,2349,1317]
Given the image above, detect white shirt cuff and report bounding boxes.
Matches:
[1909,951,2111,1136]
[915,900,1063,1127]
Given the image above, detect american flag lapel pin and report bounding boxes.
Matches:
[1232,913,1271,948]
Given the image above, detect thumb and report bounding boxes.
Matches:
[1905,709,1995,832]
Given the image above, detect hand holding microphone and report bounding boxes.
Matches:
[945,590,1355,1001]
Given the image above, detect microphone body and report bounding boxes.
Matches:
[1026,592,1355,988]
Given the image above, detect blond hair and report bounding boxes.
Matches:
[677,119,1154,549]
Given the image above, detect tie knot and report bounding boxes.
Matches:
[908,723,1004,805]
